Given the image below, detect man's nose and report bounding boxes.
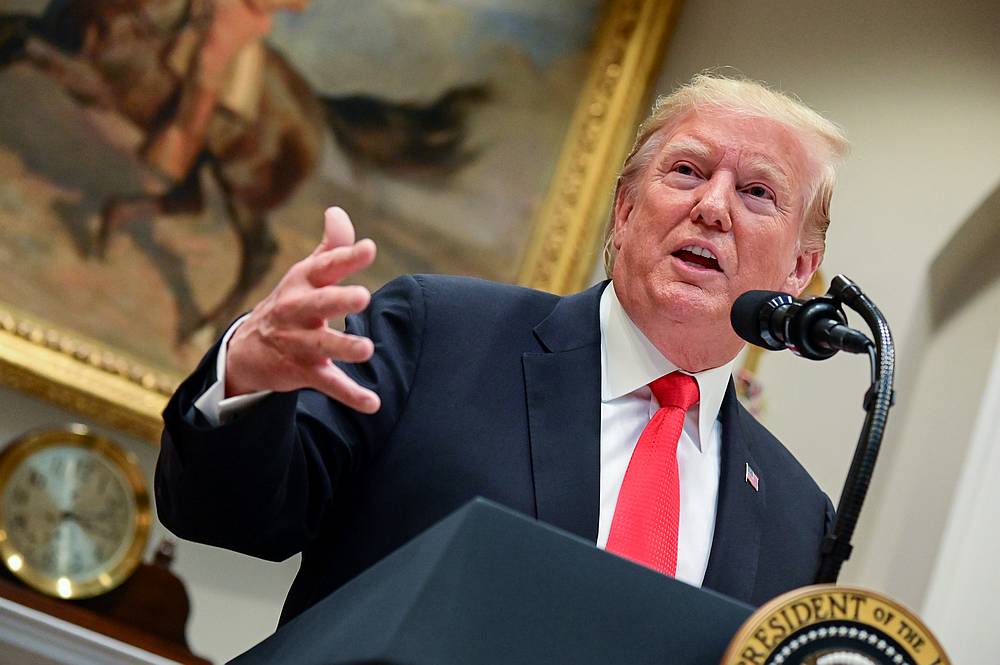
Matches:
[689,173,733,232]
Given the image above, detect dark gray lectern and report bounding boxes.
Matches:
[231,499,754,664]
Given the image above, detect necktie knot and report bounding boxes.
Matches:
[649,372,700,412]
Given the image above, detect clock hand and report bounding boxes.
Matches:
[55,510,113,540]
[72,513,119,541]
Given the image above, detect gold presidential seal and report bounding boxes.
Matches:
[720,585,950,665]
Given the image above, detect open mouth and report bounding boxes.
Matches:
[672,245,722,272]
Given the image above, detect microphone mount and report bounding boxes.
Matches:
[737,290,873,360]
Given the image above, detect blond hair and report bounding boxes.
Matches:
[604,73,849,274]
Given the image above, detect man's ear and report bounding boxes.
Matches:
[612,183,634,250]
[782,247,823,296]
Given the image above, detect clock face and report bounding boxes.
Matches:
[4,446,136,578]
[0,427,150,598]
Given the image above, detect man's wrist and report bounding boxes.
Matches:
[192,314,272,426]
[222,321,265,399]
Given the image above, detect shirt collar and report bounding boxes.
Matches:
[599,281,737,451]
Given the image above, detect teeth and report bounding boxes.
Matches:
[680,245,717,261]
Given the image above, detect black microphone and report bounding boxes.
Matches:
[731,290,872,360]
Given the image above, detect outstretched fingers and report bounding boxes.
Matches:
[313,206,357,254]
[276,284,371,327]
[316,327,375,364]
[223,205,385,412]
[278,326,374,364]
[311,362,381,414]
[306,238,377,288]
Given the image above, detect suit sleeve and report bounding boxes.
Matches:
[154,275,426,561]
[823,494,836,536]
[813,492,837,580]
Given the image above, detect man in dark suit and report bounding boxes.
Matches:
[156,75,849,626]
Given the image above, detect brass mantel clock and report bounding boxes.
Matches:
[0,425,151,599]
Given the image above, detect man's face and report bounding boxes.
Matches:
[612,109,822,358]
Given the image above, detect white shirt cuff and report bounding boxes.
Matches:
[193,314,272,426]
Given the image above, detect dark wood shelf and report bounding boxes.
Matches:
[0,569,211,664]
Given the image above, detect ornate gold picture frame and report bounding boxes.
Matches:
[0,0,683,443]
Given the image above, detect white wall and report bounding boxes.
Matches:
[921,303,1000,662]
[0,388,298,663]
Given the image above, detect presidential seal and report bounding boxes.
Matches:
[721,585,950,665]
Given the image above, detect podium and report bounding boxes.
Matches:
[232,499,754,664]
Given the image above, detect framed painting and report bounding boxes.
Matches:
[0,0,683,442]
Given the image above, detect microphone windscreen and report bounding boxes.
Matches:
[731,290,788,350]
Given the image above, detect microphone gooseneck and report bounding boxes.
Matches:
[813,275,896,584]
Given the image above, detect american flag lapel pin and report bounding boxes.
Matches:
[745,462,759,491]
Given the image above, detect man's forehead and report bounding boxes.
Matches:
[655,115,812,186]
[660,128,788,162]
[660,136,714,158]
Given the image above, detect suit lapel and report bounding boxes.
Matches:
[522,283,606,543]
[701,380,765,604]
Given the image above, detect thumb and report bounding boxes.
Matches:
[315,207,356,254]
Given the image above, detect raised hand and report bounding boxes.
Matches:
[224,207,381,414]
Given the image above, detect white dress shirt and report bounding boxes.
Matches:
[195,283,737,587]
[597,284,736,587]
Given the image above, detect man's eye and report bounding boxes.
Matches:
[745,184,774,200]
[674,163,697,176]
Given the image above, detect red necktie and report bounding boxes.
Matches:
[606,372,700,576]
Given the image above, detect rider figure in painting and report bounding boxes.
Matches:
[142,0,309,184]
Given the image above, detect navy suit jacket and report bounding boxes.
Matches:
[156,275,834,626]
